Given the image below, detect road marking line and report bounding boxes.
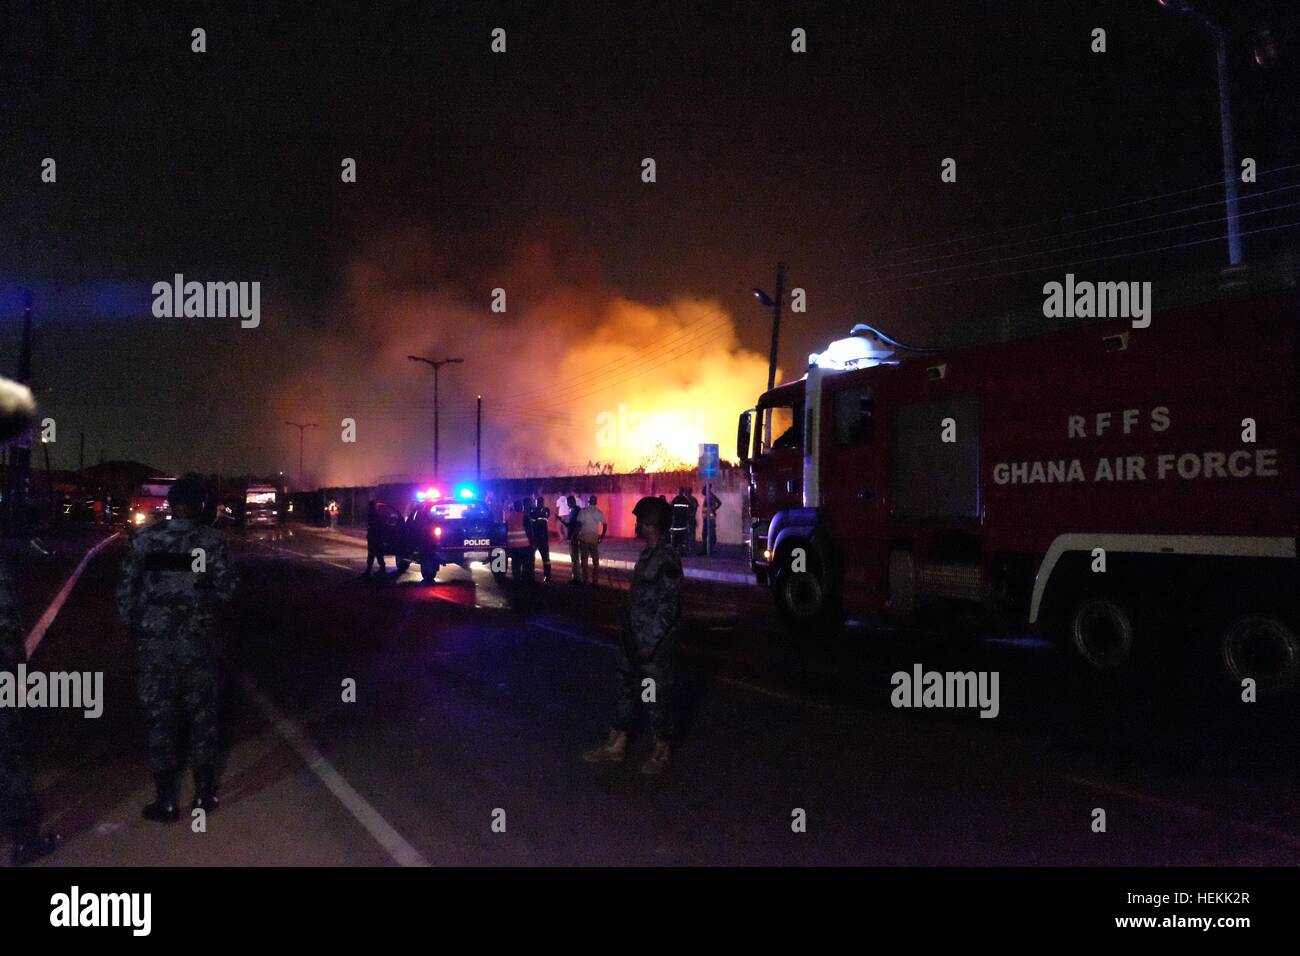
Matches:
[24,532,121,658]
[265,543,355,573]
[236,672,430,867]
[1056,772,1300,850]
[710,673,831,710]
[530,620,611,649]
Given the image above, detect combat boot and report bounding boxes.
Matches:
[582,729,627,763]
[192,766,220,814]
[141,774,180,823]
[640,739,672,776]
[9,830,62,866]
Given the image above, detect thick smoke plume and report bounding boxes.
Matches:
[270,230,772,486]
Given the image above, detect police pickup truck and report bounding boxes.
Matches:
[389,486,507,583]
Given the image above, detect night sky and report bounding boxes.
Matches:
[2,0,1297,479]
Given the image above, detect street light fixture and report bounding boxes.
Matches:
[408,355,464,478]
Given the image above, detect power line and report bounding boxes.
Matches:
[829,160,1300,266]
[854,217,1300,300]
[850,196,1300,290]
[841,181,1300,277]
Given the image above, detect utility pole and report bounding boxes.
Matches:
[1212,27,1243,266]
[284,421,318,486]
[42,436,54,525]
[766,263,786,392]
[752,263,787,451]
[6,290,34,533]
[476,395,482,481]
[1154,0,1255,266]
[407,355,464,478]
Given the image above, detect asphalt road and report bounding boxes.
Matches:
[8,522,1300,866]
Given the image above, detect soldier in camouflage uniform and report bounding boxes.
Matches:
[116,474,237,822]
[1,560,63,864]
[0,374,61,863]
[583,495,683,775]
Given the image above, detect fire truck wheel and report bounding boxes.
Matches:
[420,554,440,583]
[774,565,839,629]
[1068,595,1137,672]
[1220,614,1299,695]
[396,558,411,573]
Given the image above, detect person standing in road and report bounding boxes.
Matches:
[506,500,534,583]
[363,499,388,578]
[529,495,552,582]
[327,498,340,530]
[0,375,62,865]
[0,553,62,865]
[566,494,582,583]
[116,474,238,822]
[583,496,682,775]
[575,494,607,586]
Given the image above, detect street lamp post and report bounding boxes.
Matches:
[408,355,464,478]
[1155,0,1244,265]
[753,262,786,451]
[284,421,317,486]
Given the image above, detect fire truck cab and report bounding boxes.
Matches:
[741,273,1299,692]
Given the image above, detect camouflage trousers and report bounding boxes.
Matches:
[136,642,220,777]
[0,706,40,836]
[612,632,677,741]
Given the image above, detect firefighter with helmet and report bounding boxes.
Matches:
[669,487,692,555]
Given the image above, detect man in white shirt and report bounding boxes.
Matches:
[555,492,572,541]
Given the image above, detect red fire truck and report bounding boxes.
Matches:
[739,270,1298,692]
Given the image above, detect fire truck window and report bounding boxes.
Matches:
[892,397,980,518]
[762,403,802,454]
[833,387,874,445]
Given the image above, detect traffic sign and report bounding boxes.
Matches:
[698,443,720,480]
